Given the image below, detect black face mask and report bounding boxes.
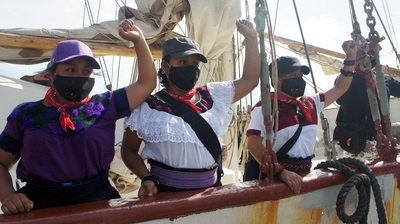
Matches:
[167,65,200,91]
[53,74,95,102]
[280,77,306,98]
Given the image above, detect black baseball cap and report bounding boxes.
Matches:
[162,37,207,63]
[269,56,310,77]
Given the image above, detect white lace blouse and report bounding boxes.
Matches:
[124,81,234,169]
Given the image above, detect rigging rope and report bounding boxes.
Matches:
[380,0,400,67]
[254,0,283,179]
[290,0,317,94]
[349,0,398,160]
[371,0,400,68]
[290,0,337,160]
[83,0,114,90]
[262,0,280,138]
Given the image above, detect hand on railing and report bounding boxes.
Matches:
[260,144,283,180]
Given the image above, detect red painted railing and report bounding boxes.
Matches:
[0,161,399,224]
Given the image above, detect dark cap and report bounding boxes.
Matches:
[50,40,100,69]
[162,37,207,63]
[269,56,310,77]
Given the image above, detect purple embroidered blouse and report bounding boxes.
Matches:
[0,89,130,183]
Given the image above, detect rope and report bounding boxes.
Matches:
[290,0,336,160]
[314,157,387,224]
[83,0,115,90]
[290,0,317,94]
[255,0,279,146]
[380,0,400,67]
[338,173,371,223]
[371,0,400,65]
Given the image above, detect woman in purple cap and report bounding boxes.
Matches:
[0,19,156,214]
[121,19,260,195]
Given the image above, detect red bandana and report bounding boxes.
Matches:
[44,88,90,132]
[162,88,202,112]
[271,93,312,122]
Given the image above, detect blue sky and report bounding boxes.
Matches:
[0,0,399,94]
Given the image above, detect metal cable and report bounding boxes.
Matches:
[291,0,317,94]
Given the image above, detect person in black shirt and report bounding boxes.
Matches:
[333,69,400,158]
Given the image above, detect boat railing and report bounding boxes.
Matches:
[0,160,398,224]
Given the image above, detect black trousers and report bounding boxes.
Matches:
[18,172,121,210]
[243,154,266,181]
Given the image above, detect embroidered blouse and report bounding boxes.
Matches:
[247,93,325,159]
[0,89,130,183]
[124,81,234,169]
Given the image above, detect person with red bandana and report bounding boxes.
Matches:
[0,19,156,214]
[244,40,365,194]
[121,19,260,195]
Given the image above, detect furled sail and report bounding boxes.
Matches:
[186,0,241,84]
[0,0,187,64]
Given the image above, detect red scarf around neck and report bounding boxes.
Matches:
[162,88,202,112]
[44,88,90,132]
[270,93,312,122]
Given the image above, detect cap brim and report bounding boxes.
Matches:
[281,65,310,75]
[300,66,310,75]
[87,57,101,69]
[170,50,208,63]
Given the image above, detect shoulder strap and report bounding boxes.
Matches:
[156,91,223,181]
[276,115,304,162]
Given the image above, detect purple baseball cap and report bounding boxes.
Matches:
[49,40,100,69]
[162,37,207,63]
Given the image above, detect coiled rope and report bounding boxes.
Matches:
[314,157,387,224]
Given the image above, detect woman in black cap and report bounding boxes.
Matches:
[121,19,260,195]
[244,40,365,194]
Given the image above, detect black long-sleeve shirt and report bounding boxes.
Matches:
[335,74,400,140]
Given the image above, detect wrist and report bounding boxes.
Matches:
[275,168,285,179]
[340,68,355,77]
[343,59,356,66]
[141,175,160,189]
[244,33,257,41]
[0,189,17,203]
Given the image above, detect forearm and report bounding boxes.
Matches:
[133,34,157,91]
[337,55,357,87]
[124,33,157,111]
[233,35,260,102]
[242,34,260,85]
[242,35,260,85]
[123,153,151,180]
[335,62,355,92]
[0,163,16,203]
[127,154,151,179]
[324,54,357,106]
[247,135,266,164]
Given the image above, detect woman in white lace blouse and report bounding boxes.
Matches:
[121,20,260,195]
